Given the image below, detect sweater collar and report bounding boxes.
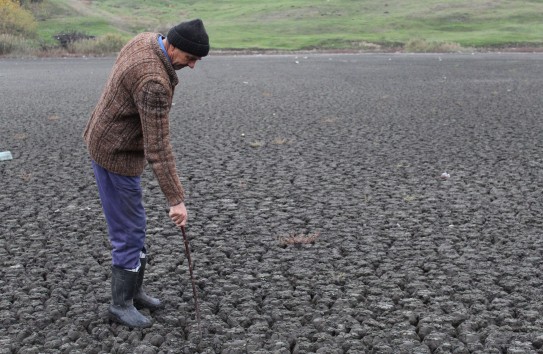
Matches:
[150,33,178,87]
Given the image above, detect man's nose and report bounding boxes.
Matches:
[188,61,196,69]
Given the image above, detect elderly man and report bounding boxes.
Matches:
[83,19,209,328]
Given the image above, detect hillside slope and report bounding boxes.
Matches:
[33,0,543,50]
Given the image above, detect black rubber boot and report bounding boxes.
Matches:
[134,257,163,310]
[109,266,152,328]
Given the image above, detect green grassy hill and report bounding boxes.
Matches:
[28,0,543,51]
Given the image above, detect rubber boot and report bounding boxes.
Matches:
[109,266,152,328]
[134,257,163,310]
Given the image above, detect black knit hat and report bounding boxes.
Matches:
[167,19,210,57]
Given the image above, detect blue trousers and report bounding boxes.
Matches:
[92,161,146,270]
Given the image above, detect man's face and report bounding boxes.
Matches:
[167,45,201,70]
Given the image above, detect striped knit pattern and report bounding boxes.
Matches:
[84,32,185,206]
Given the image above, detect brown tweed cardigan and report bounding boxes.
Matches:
[84,32,184,206]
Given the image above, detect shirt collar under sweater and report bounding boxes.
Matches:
[158,35,172,64]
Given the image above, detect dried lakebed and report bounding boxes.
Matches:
[1,53,543,353]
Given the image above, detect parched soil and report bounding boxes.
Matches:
[1,53,543,353]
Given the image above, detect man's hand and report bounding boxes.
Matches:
[169,202,187,228]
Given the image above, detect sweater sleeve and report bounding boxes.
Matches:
[135,80,185,206]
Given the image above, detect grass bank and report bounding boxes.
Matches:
[4,0,543,55]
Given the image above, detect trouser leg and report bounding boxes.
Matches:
[92,160,146,270]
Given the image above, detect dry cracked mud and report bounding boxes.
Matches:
[1,53,543,353]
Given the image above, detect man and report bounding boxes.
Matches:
[83,19,210,328]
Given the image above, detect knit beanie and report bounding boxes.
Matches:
[167,19,210,57]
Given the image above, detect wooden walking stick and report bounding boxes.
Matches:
[180,225,202,337]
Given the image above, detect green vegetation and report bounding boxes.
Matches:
[0,0,38,55]
[1,0,543,55]
[0,0,37,36]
